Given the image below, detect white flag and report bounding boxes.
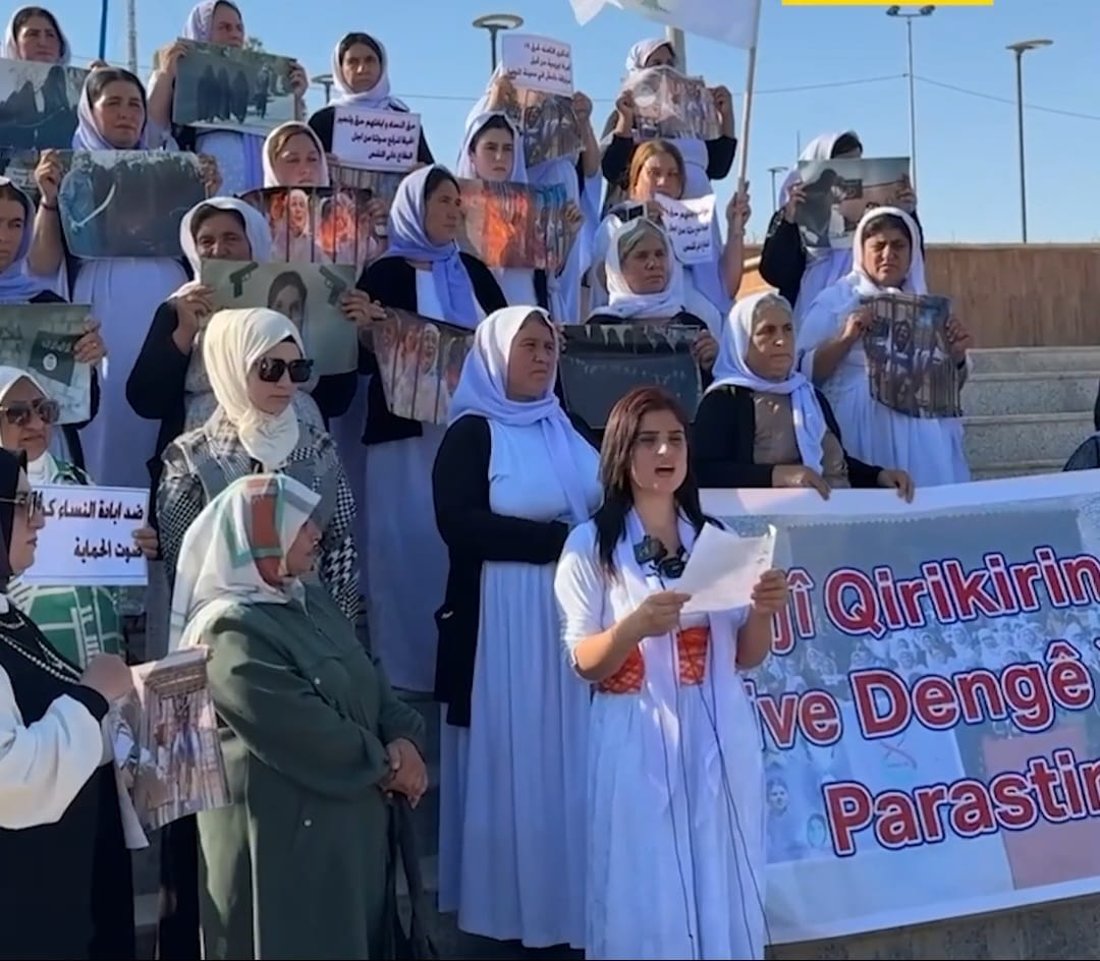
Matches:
[569,0,761,50]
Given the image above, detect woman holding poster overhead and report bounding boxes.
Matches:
[357,164,504,694]
[308,31,434,165]
[432,306,599,948]
[799,207,971,486]
[554,385,784,960]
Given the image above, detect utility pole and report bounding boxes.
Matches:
[126,0,138,74]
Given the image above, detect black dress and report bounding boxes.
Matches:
[0,609,135,960]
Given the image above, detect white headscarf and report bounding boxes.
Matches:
[448,306,593,524]
[203,308,303,470]
[329,32,408,109]
[0,366,59,485]
[168,472,321,651]
[847,206,926,295]
[596,217,686,321]
[262,122,331,188]
[2,5,69,63]
[455,111,528,184]
[182,0,241,42]
[625,38,675,73]
[179,196,273,275]
[707,293,826,474]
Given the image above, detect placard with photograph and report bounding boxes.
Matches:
[0,56,87,149]
[458,178,572,272]
[625,66,720,142]
[794,157,911,251]
[241,185,376,266]
[0,303,92,423]
[496,86,580,168]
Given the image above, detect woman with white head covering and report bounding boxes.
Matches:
[156,307,358,616]
[0,366,158,669]
[352,164,505,694]
[799,207,972,486]
[24,67,206,490]
[467,65,601,324]
[433,306,600,948]
[692,291,913,499]
[308,31,435,162]
[760,130,920,321]
[145,1,310,195]
[168,472,425,960]
[3,5,68,63]
[0,446,139,959]
[600,38,737,209]
[456,111,585,321]
[261,121,330,188]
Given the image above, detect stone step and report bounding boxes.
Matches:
[970,459,1065,481]
[963,411,1091,469]
[963,370,1100,418]
[968,347,1100,375]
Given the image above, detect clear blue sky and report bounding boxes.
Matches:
[49,0,1100,243]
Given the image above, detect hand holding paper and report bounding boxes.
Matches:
[676,523,777,614]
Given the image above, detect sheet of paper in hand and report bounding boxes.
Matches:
[372,308,474,425]
[171,39,296,135]
[558,323,702,430]
[332,106,420,171]
[458,178,573,272]
[862,292,962,420]
[112,646,231,834]
[0,57,87,150]
[500,34,574,98]
[794,156,910,252]
[0,303,91,423]
[497,85,580,168]
[654,193,715,265]
[58,151,204,259]
[23,484,148,587]
[677,522,777,615]
[241,184,376,266]
[202,259,358,377]
[626,66,720,142]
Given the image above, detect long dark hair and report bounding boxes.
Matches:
[594,385,709,576]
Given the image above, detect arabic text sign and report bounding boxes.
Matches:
[654,193,715,265]
[26,485,148,587]
[703,474,1100,943]
[331,107,421,172]
[500,34,574,98]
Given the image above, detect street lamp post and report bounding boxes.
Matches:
[472,13,524,72]
[885,5,934,194]
[768,165,789,212]
[312,73,334,104]
[1006,39,1052,243]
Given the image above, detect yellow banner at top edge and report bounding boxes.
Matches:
[782,0,992,5]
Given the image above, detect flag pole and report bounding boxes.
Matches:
[737,1,762,190]
[665,25,687,72]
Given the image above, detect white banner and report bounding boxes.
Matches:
[704,471,1100,942]
[569,0,761,49]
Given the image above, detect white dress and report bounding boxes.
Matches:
[364,273,482,692]
[799,281,970,487]
[555,520,767,960]
[438,419,600,948]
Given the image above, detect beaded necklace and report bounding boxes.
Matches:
[0,607,81,683]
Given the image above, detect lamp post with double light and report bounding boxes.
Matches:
[885,4,934,194]
[1006,38,1052,243]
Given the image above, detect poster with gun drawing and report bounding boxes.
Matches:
[0,57,87,149]
[625,66,720,142]
[202,259,359,376]
[558,324,703,429]
[241,185,376,267]
[372,308,474,424]
[497,85,580,168]
[458,178,572,272]
[111,646,230,834]
[170,40,296,135]
[0,304,91,423]
[861,293,962,419]
[794,157,911,252]
[58,151,205,259]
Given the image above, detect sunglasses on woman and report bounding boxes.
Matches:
[0,398,61,427]
[256,358,314,384]
[0,489,44,520]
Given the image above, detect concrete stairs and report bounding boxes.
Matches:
[963,347,1099,480]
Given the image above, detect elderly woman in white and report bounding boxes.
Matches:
[798,206,972,486]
